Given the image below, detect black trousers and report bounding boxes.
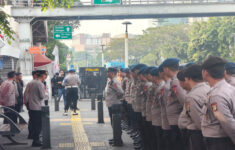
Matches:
[155,126,164,150]
[65,87,78,111]
[169,125,184,150]
[3,106,17,124]
[28,110,33,138]
[162,129,172,150]
[188,130,206,150]
[29,110,42,141]
[204,137,235,150]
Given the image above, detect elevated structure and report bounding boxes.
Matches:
[10,0,235,74]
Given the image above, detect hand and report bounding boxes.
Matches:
[58,82,62,84]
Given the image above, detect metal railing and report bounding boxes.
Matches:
[11,0,235,7]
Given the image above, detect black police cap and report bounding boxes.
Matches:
[108,67,118,73]
[202,56,227,70]
[184,64,203,80]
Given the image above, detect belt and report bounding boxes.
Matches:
[65,86,78,89]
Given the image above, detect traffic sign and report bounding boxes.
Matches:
[94,0,121,5]
[54,26,72,40]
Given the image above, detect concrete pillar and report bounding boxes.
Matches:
[16,17,33,75]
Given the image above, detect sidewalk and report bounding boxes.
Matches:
[0,99,134,150]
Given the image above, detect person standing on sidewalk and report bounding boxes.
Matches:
[63,69,80,115]
[56,70,66,109]
[0,71,18,124]
[15,72,24,123]
[105,67,124,147]
[27,70,46,147]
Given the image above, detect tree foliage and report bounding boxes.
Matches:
[0,10,15,43]
[45,20,80,67]
[104,17,235,66]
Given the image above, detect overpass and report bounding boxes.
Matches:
[11,0,235,20]
[9,0,235,75]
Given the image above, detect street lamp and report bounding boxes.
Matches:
[122,21,132,68]
[101,44,105,67]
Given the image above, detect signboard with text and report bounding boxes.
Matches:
[94,0,121,5]
[54,26,72,40]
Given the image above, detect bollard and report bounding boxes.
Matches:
[54,95,59,111]
[41,106,51,149]
[91,93,96,110]
[97,95,104,123]
[112,113,122,144]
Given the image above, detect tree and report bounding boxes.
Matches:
[45,20,80,67]
[0,10,15,43]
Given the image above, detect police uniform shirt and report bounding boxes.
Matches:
[124,78,132,103]
[105,77,124,108]
[130,79,138,112]
[134,80,144,113]
[160,79,171,130]
[178,104,190,129]
[28,79,46,111]
[63,74,81,87]
[152,81,164,126]
[146,82,154,122]
[201,79,235,144]
[141,81,148,117]
[226,76,235,87]
[185,82,210,130]
[166,75,186,125]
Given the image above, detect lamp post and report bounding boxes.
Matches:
[122,21,132,68]
[101,44,105,67]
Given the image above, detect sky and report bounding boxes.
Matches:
[62,19,155,47]
[76,19,155,36]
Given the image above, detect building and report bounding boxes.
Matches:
[72,33,111,56]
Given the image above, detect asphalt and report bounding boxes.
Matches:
[0,99,134,150]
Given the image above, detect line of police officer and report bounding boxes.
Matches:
[105,56,235,150]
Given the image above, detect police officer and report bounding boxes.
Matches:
[63,69,81,115]
[224,61,235,87]
[105,67,124,146]
[162,58,186,150]
[201,56,235,150]
[151,68,165,150]
[158,64,171,150]
[177,68,191,150]
[26,70,47,147]
[24,70,38,139]
[183,64,209,150]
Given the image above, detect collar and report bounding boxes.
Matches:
[191,82,206,92]
[208,79,226,95]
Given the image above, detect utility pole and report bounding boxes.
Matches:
[122,21,132,68]
[101,44,105,67]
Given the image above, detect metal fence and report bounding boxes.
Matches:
[11,0,235,7]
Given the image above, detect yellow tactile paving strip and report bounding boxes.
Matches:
[71,111,92,150]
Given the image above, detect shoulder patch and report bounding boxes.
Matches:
[186,101,190,112]
[211,102,218,112]
[172,85,178,94]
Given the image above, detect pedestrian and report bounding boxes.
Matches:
[63,69,80,115]
[183,64,209,150]
[105,67,124,147]
[24,70,38,140]
[15,72,24,123]
[162,58,186,150]
[0,71,18,124]
[224,61,235,87]
[158,64,172,150]
[201,56,235,150]
[26,70,47,147]
[56,70,66,109]
[151,67,165,150]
